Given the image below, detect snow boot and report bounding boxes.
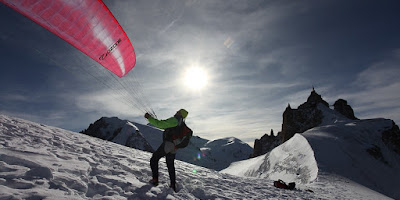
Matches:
[149,178,159,186]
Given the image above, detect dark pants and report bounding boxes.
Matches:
[150,142,176,185]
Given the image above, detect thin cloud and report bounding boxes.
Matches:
[0,94,30,102]
[339,52,400,124]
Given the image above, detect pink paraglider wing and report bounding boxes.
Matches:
[1,0,136,77]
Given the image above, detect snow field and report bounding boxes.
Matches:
[1,115,321,199]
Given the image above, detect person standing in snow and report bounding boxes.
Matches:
[144,109,190,192]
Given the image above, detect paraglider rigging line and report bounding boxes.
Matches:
[32,46,155,118]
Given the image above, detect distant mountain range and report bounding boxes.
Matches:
[80,117,253,171]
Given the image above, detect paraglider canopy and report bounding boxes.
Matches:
[1,0,136,77]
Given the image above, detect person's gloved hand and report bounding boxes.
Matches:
[144,113,151,119]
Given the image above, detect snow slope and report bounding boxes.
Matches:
[305,105,400,199]
[0,114,328,199]
[222,104,400,199]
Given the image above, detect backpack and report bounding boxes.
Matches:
[173,121,193,149]
[273,179,295,190]
[163,120,193,149]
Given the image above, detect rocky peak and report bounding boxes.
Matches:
[252,89,328,151]
[281,89,326,143]
[299,88,329,109]
[334,99,358,120]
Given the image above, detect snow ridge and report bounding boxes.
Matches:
[222,134,318,184]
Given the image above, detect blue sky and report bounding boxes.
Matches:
[1,0,400,146]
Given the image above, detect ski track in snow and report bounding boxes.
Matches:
[0,114,393,199]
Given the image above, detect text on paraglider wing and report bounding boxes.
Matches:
[99,38,122,60]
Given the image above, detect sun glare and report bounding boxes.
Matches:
[184,67,208,90]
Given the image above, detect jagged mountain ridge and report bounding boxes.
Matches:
[252,89,368,157]
[251,89,329,157]
[81,117,253,171]
[281,89,329,143]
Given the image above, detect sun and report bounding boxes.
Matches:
[184,67,209,90]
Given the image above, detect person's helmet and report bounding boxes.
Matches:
[179,109,189,118]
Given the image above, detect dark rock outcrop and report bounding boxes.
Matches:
[280,89,327,143]
[250,129,281,158]
[366,145,389,165]
[382,121,400,155]
[334,99,358,120]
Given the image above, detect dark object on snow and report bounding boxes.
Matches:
[288,182,296,190]
[273,179,295,190]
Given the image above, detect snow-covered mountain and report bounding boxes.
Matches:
[222,104,400,199]
[199,137,253,170]
[0,114,394,199]
[81,117,253,171]
[81,117,153,152]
